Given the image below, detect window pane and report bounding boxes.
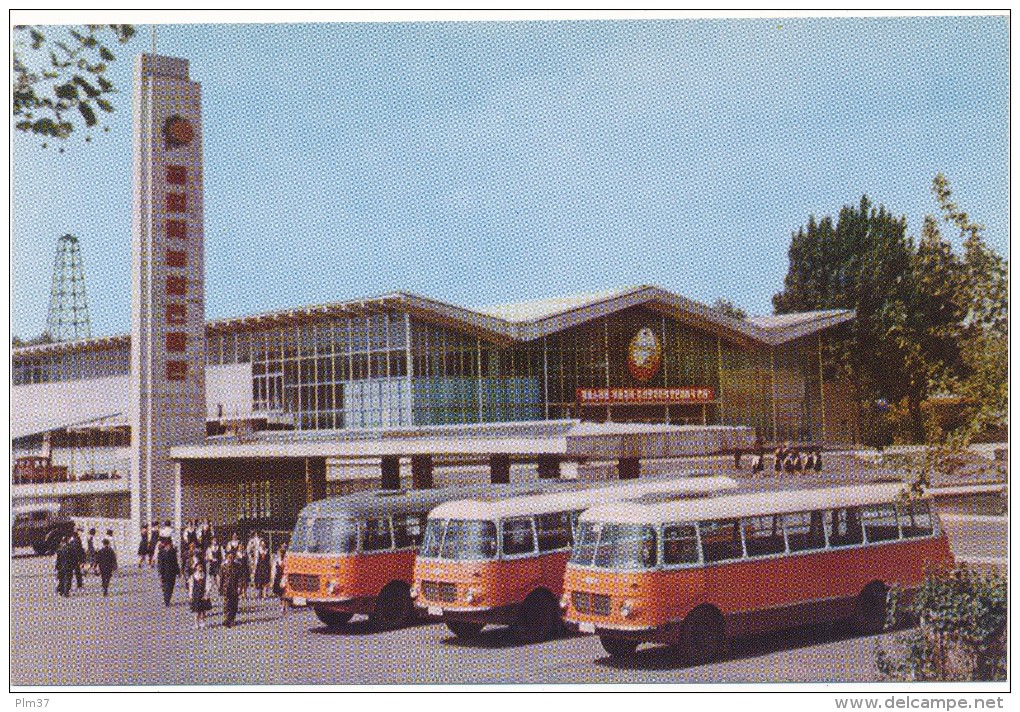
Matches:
[862,504,901,542]
[536,511,573,552]
[593,524,657,570]
[421,519,445,558]
[361,517,393,552]
[441,520,497,560]
[783,511,827,552]
[393,513,425,548]
[897,500,934,539]
[570,521,598,566]
[826,507,864,547]
[700,519,743,562]
[501,516,536,556]
[662,524,698,565]
[307,517,357,554]
[742,515,786,557]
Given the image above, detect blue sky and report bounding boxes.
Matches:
[11,13,1009,339]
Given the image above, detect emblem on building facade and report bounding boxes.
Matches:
[627,327,662,382]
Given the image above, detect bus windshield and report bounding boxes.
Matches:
[420,518,497,560]
[570,522,658,570]
[289,516,358,554]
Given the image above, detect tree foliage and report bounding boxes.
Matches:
[877,566,1007,681]
[712,298,746,320]
[773,180,1008,445]
[12,24,136,148]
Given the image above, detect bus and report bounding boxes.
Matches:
[410,475,739,643]
[283,481,581,631]
[561,481,954,660]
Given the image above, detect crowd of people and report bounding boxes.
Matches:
[55,520,289,630]
[744,443,824,474]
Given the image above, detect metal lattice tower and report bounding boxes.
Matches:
[46,234,92,341]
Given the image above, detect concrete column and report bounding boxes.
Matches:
[380,456,401,490]
[537,455,560,480]
[411,454,433,490]
[305,457,327,503]
[618,457,640,480]
[489,454,511,484]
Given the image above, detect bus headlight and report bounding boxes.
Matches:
[327,580,342,596]
[409,585,419,600]
[620,600,635,619]
[559,594,569,611]
[465,588,479,604]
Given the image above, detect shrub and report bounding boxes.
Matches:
[877,566,1006,681]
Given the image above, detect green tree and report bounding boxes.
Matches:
[711,298,746,320]
[12,24,136,147]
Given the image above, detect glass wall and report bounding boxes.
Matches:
[12,343,130,385]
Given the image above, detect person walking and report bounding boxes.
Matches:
[96,538,118,596]
[253,540,271,599]
[157,539,180,607]
[55,536,74,597]
[206,537,223,593]
[219,548,242,628]
[147,522,159,567]
[137,524,150,568]
[86,527,98,574]
[69,529,86,591]
[237,541,251,599]
[271,543,289,617]
[189,559,212,628]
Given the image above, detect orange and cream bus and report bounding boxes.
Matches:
[410,475,738,643]
[561,481,954,660]
[284,481,579,630]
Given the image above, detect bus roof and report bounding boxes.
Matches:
[577,481,910,525]
[295,480,581,521]
[427,475,739,521]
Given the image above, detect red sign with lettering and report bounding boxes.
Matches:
[577,387,715,405]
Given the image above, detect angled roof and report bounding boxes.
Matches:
[12,286,854,359]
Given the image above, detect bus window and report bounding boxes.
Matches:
[501,517,537,556]
[861,504,901,543]
[783,510,826,552]
[826,507,864,547]
[897,500,934,539]
[570,521,599,567]
[441,520,497,560]
[362,517,394,552]
[662,524,699,566]
[393,513,425,548]
[421,519,446,558]
[699,519,743,563]
[742,515,785,557]
[289,516,311,552]
[308,517,358,554]
[536,511,572,552]
[594,524,657,570]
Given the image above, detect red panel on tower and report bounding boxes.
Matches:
[166,219,187,239]
[166,192,186,212]
[166,361,188,381]
[166,332,187,352]
[166,165,187,185]
[166,250,187,268]
[166,275,186,296]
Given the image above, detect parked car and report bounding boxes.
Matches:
[11,504,75,555]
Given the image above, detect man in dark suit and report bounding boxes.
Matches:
[157,539,180,607]
[219,547,242,628]
[69,529,86,590]
[55,536,74,597]
[96,538,118,597]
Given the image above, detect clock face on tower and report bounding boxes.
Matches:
[163,115,194,149]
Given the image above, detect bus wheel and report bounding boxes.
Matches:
[853,581,888,635]
[599,635,639,658]
[372,581,414,631]
[314,607,353,629]
[446,620,486,638]
[681,606,726,665]
[510,590,561,643]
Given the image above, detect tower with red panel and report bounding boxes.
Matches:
[130,54,205,529]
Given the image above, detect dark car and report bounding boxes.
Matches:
[11,505,75,555]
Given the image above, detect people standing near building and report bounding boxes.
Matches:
[773,445,784,473]
[55,536,74,597]
[237,540,251,599]
[253,540,271,599]
[182,520,196,551]
[219,547,242,628]
[96,538,117,597]
[159,520,174,544]
[199,519,212,552]
[157,539,180,607]
[271,543,288,617]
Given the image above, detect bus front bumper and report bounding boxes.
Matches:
[415,602,519,626]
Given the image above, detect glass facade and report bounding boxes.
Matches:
[16,303,831,442]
